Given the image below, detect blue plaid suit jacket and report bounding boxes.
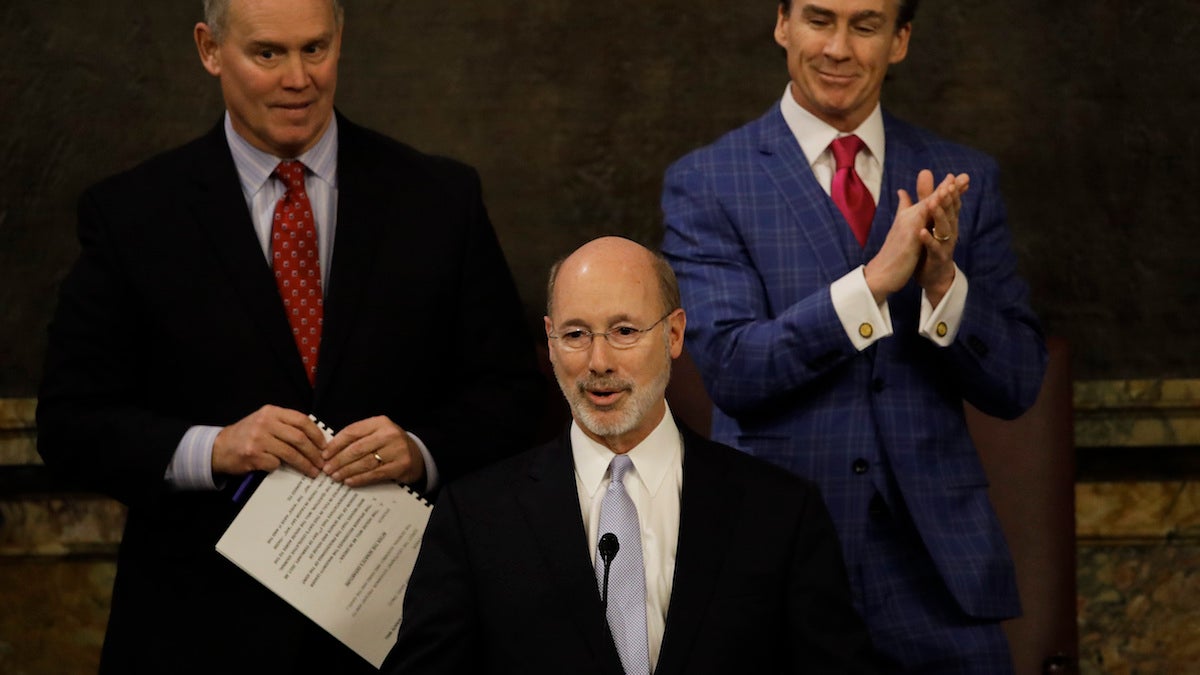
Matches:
[661,103,1047,620]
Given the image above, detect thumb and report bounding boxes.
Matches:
[916,169,935,201]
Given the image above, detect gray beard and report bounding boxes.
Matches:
[555,347,673,441]
[567,365,670,439]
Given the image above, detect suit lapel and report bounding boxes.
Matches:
[865,111,927,257]
[188,123,312,395]
[655,430,744,675]
[311,116,385,395]
[516,433,625,675]
[753,106,855,281]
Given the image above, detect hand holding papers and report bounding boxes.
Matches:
[217,417,431,668]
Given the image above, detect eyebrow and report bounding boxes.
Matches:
[556,313,637,328]
[800,5,888,23]
[245,31,333,52]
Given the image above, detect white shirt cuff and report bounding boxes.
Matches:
[408,432,439,492]
[831,265,893,351]
[918,263,968,346]
[166,425,221,490]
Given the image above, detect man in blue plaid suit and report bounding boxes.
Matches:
[660,1,1047,672]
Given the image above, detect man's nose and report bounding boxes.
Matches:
[823,26,852,59]
[587,333,617,373]
[280,53,309,89]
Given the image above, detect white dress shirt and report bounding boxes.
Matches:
[572,405,684,673]
[778,84,969,352]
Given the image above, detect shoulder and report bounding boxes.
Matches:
[684,430,823,498]
[437,438,556,501]
[83,125,226,201]
[666,103,780,177]
[337,115,481,192]
[883,110,999,174]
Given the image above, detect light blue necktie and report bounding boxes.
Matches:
[594,454,650,675]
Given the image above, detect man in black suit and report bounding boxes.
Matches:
[35,0,542,672]
[385,236,880,675]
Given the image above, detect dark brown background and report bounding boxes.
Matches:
[3,1,1198,396]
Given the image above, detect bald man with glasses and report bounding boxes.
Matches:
[384,236,881,675]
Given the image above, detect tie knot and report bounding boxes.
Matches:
[274,160,307,186]
[608,454,634,486]
[829,135,865,170]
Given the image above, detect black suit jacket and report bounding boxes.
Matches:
[385,424,881,675]
[36,114,544,674]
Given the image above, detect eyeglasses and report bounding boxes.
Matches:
[548,311,674,352]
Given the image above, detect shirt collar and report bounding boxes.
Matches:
[778,83,885,168]
[223,112,339,198]
[572,404,683,499]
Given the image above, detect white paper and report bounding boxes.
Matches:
[216,424,431,668]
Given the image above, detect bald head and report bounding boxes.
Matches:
[546,237,681,319]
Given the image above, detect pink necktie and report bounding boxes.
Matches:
[830,135,875,247]
[271,160,323,386]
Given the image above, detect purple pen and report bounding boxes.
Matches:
[232,472,257,503]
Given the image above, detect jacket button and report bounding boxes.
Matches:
[852,458,869,475]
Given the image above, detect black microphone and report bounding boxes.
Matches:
[598,533,620,609]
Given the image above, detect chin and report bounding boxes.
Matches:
[575,407,636,439]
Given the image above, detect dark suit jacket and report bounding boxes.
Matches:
[36,114,544,674]
[661,104,1048,624]
[384,424,881,675]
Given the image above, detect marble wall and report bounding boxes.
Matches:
[1074,380,1200,674]
[0,398,121,673]
[1076,489,1200,674]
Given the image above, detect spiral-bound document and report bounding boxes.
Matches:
[216,417,431,668]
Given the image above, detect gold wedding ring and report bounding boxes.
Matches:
[932,229,951,242]
[373,452,384,464]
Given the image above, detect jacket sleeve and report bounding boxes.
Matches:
[36,187,193,508]
[662,154,864,417]
[661,149,1046,421]
[941,158,1047,419]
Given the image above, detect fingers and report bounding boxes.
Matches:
[924,173,967,246]
[278,410,328,472]
[915,169,935,201]
[213,405,326,478]
[323,416,425,487]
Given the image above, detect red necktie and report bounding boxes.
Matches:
[830,135,875,247]
[271,160,323,386]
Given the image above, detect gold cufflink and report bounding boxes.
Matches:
[936,322,948,338]
[859,323,873,339]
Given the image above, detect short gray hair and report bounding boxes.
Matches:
[203,0,345,42]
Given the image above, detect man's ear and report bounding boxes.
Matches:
[889,22,912,65]
[195,23,222,76]
[667,309,686,359]
[774,5,790,50]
